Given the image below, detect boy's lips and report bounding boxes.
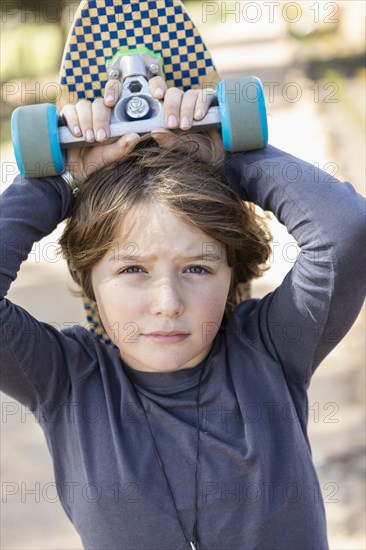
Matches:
[145,330,189,336]
[143,330,190,343]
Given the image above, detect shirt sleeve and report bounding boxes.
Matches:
[224,145,366,383]
[0,174,89,411]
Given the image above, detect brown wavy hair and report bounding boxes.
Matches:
[59,135,272,322]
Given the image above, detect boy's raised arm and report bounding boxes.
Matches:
[224,145,365,383]
[0,174,78,409]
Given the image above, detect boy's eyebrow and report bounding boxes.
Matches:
[186,254,222,261]
[108,253,222,263]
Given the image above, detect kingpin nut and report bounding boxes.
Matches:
[126,96,150,119]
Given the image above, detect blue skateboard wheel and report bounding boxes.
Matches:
[217,77,268,152]
[11,103,64,178]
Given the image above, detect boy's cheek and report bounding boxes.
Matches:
[199,292,228,321]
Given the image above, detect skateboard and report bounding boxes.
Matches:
[11,0,268,344]
[11,1,268,178]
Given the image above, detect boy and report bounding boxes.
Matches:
[1,78,365,549]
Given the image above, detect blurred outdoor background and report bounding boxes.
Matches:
[1,1,365,549]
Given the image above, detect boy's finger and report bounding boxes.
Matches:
[60,104,82,137]
[194,86,216,120]
[151,129,195,155]
[101,133,140,164]
[151,128,175,147]
[149,76,167,99]
[164,87,184,129]
[179,89,199,130]
[92,98,112,141]
[75,99,95,142]
[104,79,123,106]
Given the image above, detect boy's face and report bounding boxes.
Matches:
[91,202,232,373]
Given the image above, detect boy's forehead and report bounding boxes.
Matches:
[110,203,225,262]
[114,201,210,244]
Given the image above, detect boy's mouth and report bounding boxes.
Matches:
[143,331,190,344]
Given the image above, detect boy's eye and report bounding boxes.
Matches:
[185,265,209,275]
[118,265,210,275]
[119,266,143,274]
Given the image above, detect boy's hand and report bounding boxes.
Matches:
[61,76,224,185]
[150,80,224,165]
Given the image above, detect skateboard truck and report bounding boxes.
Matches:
[11,48,269,178]
[106,48,164,123]
[56,46,231,148]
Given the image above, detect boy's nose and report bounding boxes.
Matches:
[150,281,184,317]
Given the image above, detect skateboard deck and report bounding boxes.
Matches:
[58,0,250,346]
[57,0,221,109]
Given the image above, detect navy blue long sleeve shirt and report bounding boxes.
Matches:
[1,145,365,549]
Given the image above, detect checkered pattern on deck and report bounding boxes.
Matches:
[83,298,116,347]
[60,0,215,100]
